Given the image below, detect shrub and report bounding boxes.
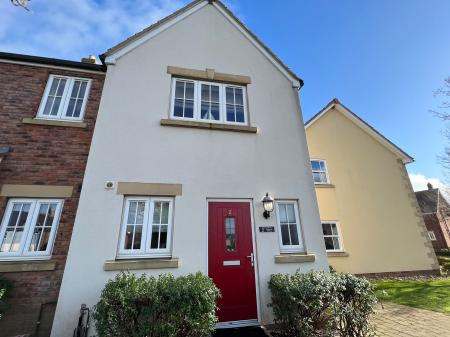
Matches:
[269,272,376,337]
[93,272,220,337]
[334,273,376,337]
[0,276,13,320]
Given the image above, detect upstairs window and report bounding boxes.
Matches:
[37,75,91,121]
[170,78,247,125]
[118,197,173,258]
[428,231,436,241]
[0,199,63,260]
[311,160,329,184]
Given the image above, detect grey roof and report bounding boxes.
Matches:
[415,188,450,214]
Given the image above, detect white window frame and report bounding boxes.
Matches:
[428,231,437,241]
[275,200,304,253]
[311,159,330,185]
[170,78,248,125]
[322,221,344,252]
[0,198,63,261]
[118,196,174,259]
[37,75,92,122]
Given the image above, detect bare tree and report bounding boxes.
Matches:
[432,77,450,170]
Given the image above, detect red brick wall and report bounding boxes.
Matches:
[423,213,448,250]
[0,61,104,337]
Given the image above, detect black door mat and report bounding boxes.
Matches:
[213,326,271,337]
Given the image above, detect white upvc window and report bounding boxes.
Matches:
[0,199,63,260]
[170,78,247,125]
[428,231,437,241]
[322,222,343,252]
[311,159,330,184]
[37,75,91,121]
[118,197,174,258]
[275,201,304,252]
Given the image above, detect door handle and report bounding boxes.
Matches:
[246,253,254,267]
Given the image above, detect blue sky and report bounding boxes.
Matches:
[1,0,449,190]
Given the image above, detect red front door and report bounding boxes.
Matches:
[208,202,257,323]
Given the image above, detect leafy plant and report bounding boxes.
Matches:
[0,275,13,320]
[269,272,376,337]
[93,272,220,337]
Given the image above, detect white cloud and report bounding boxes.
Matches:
[0,0,186,61]
[409,173,447,191]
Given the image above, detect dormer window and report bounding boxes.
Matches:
[37,75,91,121]
[170,78,247,125]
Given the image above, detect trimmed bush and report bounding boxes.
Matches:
[93,272,220,337]
[269,271,376,337]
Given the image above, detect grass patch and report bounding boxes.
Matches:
[373,279,450,314]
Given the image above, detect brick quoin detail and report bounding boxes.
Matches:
[0,61,104,337]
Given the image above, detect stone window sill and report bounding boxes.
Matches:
[104,257,180,271]
[22,118,87,128]
[0,260,56,272]
[160,119,258,133]
[327,251,349,257]
[314,184,335,189]
[274,254,316,264]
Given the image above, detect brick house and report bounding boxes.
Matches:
[0,52,105,337]
[416,183,450,250]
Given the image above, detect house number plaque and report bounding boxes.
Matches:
[259,226,275,233]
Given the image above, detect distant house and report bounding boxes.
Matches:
[305,98,440,276]
[416,183,450,250]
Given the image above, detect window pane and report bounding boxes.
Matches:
[49,78,59,95]
[0,230,14,252]
[235,105,244,123]
[185,82,194,100]
[280,224,290,246]
[211,103,220,120]
[127,202,137,224]
[201,102,211,120]
[184,100,194,118]
[174,99,184,117]
[235,88,243,105]
[43,98,54,115]
[56,79,67,96]
[324,237,334,250]
[153,202,161,224]
[278,204,287,223]
[331,224,338,235]
[289,224,299,245]
[332,237,340,250]
[150,225,159,249]
[136,202,145,224]
[211,85,219,102]
[311,160,321,171]
[226,88,234,104]
[71,81,81,99]
[66,98,76,117]
[50,97,61,116]
[175,81,184,99]
[9,228,23,252]
[160,225,168,249]
[225,218,236,252]
[161,202,169,224]
[124,225,133,249]
[322,223,332,235]
[226,104,235,122]
[313,172,324,183]
[201,84,210,101]
[286,204,296,223]
[78,81,88,98]
[36,204,49,226]
[133,225,142,249]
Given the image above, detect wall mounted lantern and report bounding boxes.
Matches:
[262,193,274,219]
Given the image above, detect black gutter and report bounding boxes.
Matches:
[0,52,106,72]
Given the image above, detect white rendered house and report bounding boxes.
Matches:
[51,1,328,335]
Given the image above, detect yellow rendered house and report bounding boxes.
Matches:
[305,99,439,276]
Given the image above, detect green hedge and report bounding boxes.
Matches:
[93,272,220,337]
[269,272,376,337]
